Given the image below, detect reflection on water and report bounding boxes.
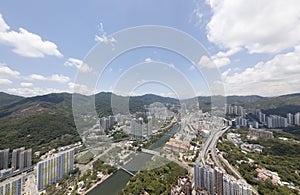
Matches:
[87,169,132,195]
[88,124,179,195]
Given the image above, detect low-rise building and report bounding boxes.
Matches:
[165,138,190,153]
[171,176,192,195]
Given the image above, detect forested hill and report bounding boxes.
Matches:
[0,92,299,152]
[0,92,179,152]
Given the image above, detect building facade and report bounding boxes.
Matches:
[36,149,75,191]
[0,174,23,195]
[0,149,9,170]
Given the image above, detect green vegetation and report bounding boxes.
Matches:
[78,159,117,191]
[243,93,300,116]
[76,151,95,164]
[0,93,81,154]
[92,159,117,174]
[282,126,300,137]
[112,130,129,140]
[217,129,300,194]
[0,92,179,153]
[120,162,187,195]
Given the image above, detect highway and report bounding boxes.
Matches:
[196,124,259,195]
[197,125,229,163]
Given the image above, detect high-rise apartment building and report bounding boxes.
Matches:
[37,149,75,191]
[147,116,153,137]
[0,148,9,170]
[267,115,288,128]
[0,174,23,195]
[287,113,294,125]
[295,112,300,126]
[12,147,32,171]
[214,167,223,195]
[195,163,252,195]
[194,163,214,195]
[12,147,25,171]
[20,148,32,170]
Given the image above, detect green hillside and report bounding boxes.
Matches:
[0,92,179,153]
[0,91,299,154]
[243,93,300,115]
[0,93,80,153]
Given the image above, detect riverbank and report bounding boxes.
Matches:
[86,123,180,195]
[83,173,112,195]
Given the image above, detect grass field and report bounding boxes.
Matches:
[77,151,95,164]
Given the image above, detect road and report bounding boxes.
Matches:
[197,125,259,195]
[210,127,230,168]
[197,125,228,163]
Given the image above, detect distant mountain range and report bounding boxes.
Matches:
[0,92,299,152]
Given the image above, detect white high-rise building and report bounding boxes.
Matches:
[147,116,153,137]
[137,117,144,139]
[287,113,294,125]
[131,118,137,139]
[295,112,300,126]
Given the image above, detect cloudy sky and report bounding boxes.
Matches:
[0,0,300,97]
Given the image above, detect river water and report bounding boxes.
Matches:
[88,124,179,195]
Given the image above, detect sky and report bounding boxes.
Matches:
[0,0,300,97]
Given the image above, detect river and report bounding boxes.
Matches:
[88,123,179,195]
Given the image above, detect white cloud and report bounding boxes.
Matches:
[95,35,116,44]
[206,0,300,54]
[28,74,47,81]
[221,68,231,78]
[27,73,69,83]
[64,58,82,67]
[20,82,33,87]
[212,57,230,68]
[199,55,231,69]
[68,82,92,95]
[7,87,65,97]
[144,58,153,63]
[0,78,12,85]
[223,45,300,95]
[0,14,9,32]
[198,55,217,69]
[95,22,117,44]
[215,47,241,58]
[0,64,20,77]
[64,58,92,73]
[0,14,63,58]
[50,74,70,83]
[79,63,92,73]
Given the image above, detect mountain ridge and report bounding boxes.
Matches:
[0,91,299,152]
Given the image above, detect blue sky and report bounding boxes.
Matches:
[0,0,300,97]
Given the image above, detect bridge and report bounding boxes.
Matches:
[141,148,160,155]
[119,166,135,176]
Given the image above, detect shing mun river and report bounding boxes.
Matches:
[88,123,179,195]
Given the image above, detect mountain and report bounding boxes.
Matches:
[0,92,179,153]
[0,93,80,154]
[243,93,300,116]
[0,91,299,153]
[194,95,263,111]
[0,92,24,109]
